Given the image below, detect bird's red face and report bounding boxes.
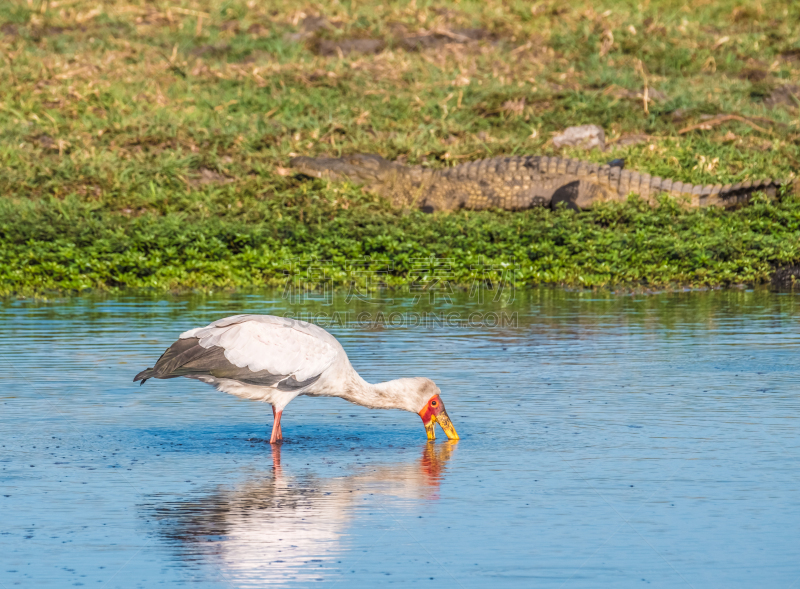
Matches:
[418,394,459,441]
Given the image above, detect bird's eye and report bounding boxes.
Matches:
[431,400,438,407]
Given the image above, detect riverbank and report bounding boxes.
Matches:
[2,192,799,295]
[1,0,799,294]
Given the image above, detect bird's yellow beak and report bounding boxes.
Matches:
[419,394,459,441]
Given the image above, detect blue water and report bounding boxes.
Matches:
[1,289,799,588]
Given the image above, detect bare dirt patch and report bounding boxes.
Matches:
[780,49,800,63]
[738,68,770,82]
[188,168,235,187]
[764,85,800,109]
[314,38,386,56]
[398,28,493,51]
[1,23,18,37]
[306,25,497,57]
[190,44,232,58]
[286,15,340,43]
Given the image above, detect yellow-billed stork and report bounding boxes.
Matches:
[134,314,459,444]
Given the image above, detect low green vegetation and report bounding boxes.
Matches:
[1,0,799,294]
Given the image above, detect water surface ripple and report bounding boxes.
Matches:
[1,289,798,588]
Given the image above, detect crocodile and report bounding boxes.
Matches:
[290,154,794,212]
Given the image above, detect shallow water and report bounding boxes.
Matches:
[1,288,799,588]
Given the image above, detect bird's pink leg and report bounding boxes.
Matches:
[271,406,283,440]
[270,406,283,444]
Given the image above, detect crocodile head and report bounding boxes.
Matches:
[289,154,405,183]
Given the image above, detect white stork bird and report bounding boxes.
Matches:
[134,314,459,444]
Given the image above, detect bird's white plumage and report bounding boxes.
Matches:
[139,313,439,415]
[181,315,338,382]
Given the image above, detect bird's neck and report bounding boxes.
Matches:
[344,370,419,413]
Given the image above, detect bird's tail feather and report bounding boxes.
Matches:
[134,368,154,384]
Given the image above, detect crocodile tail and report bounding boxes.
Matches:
[597,167,788,208]
[517,157,790,208]
[656,178,784,208]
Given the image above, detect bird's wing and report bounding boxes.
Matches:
[184,315,338,381]
[135,315,339,387]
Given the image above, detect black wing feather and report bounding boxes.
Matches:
[134,337,321,388]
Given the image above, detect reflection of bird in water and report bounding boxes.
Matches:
[135,315,459,443]
[148,443,457,587]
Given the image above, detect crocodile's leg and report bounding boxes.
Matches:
[550,178,623,210]
[419,177,483,212]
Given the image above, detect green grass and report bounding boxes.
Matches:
[1,0,799,294]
